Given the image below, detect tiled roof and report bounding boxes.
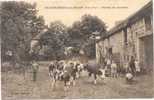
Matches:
[99,1,152,41]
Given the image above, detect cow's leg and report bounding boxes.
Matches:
[59,71,64,80]
[88,72,92,77]
[113,73,115,78]
[94,74,97,85]
[78,70,82,77]
[49,72,55,88]
[72,75,76,86]
[116,72,118,78]
[111,71,113,77]
[68,77,72,86]
[69,75,75,86]
[51,78,56,89]
[76,72,79,78]
[49,72,51,78]
[64,80,68,91]
[99,69,106,79]
[64,80,67,86]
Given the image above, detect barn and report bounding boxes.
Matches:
[96,1,153,71]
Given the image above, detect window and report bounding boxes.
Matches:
[144,15,152,31]
[123,28,127,45]
[109,47,112,54]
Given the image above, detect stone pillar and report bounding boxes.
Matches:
[150,15,153,30]
[136,37,140,62]
[96,43,100,64]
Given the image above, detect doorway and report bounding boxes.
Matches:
[139,34,153,71]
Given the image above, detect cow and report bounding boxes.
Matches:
[83,61,106,85]
[61,62,76,86]
[73,61,84,78]
[61,61,83,86]
[48,60,81,90]
[48,61,60,87]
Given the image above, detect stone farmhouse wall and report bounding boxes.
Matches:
[96,1,153,69]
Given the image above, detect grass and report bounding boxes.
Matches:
[1,61,154,99]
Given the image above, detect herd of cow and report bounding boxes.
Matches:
[48,60,106,89]
[47,56,139,90]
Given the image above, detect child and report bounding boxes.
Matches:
[111,60,118,78]
[106,59,111,76]
[125,71,133,84]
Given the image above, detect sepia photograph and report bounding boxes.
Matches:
[1,0,153,99]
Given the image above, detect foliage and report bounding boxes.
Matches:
[30,14,107,59]
[38,21,69,60]
[68,14,107,58]
[1,1,107,61]
[1,1,45,62]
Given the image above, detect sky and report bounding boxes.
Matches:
[27,0,151,30]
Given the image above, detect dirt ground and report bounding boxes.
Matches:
[1,61,154,99]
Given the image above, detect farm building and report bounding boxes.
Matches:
[96,1,153,70]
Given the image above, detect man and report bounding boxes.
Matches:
[32,61,39,82]
[129,56,136,76]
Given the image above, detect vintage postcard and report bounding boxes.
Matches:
[1,0,153,99]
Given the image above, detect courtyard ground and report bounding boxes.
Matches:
[1,61,154,99]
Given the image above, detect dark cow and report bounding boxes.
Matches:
[84,61,106,84]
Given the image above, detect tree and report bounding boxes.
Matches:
[80,14,107,38]
[38,21,69,60]
[68,14,107,58]
[1,1,45,63]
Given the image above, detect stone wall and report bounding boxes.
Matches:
[96,10,152,68]
[96,2,153,69]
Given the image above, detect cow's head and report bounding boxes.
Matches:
[76,63,84,72]
[98,69,106,79]
[29,39,42,57]
[82,63,88,71]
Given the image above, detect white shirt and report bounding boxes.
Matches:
[107,59,111,65]
[111,63,117,73]
[135,61,140,72]
[126,73,133,79]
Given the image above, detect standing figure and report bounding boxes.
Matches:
[111,60,118,78]
[129,56,136,76]
[106,59,111,76]
[125,71,134,84]
[124,61,129,73]
[32,61,39,82]
[135,59,140,76]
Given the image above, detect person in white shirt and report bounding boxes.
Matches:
[135,59,140,75]
[107,59,111,66]
[124,61,129,73]
[32,61,39,82]
[106,59,111,76]
[125,72,133,84]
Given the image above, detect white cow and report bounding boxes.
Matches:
[29,40,41,54]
